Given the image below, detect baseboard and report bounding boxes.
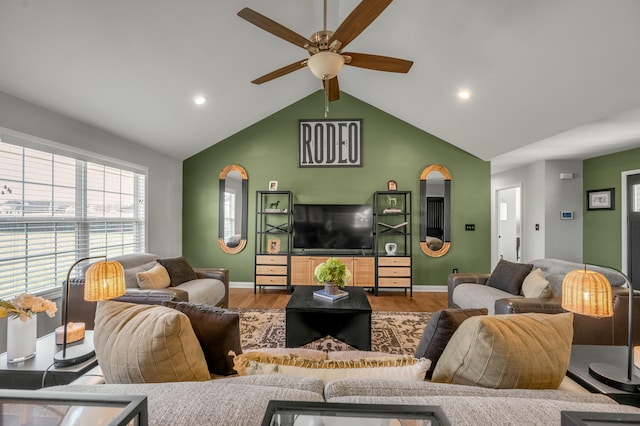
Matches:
[230,282,447,292]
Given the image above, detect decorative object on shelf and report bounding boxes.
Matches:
[314,257,352,294]
[269,181,278,191]
[388,180,397,191]
[267,238,281,254]
[0,293,57,363]
[562,266,640,392]
[385,243,398,256]
[587,188,615,210]
[54,256,125,367]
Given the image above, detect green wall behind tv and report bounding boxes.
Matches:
[183,91,491,286]
[583,147,640,269]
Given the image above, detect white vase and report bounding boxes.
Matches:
[7,315,37,363]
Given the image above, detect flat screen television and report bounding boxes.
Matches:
[293,204,374,250]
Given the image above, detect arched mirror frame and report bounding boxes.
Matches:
[420,164,451,257]
[218,164,248,254]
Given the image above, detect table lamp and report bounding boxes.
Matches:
[53,256,125,367]
[562,266,640,392]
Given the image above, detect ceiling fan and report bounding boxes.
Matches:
[238,0,413,102]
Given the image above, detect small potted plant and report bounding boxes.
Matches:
[314,257,352,294]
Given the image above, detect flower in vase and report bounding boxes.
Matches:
[314,257,352,288]
[0,293,57,321]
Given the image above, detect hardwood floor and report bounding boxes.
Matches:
[229,287,448,312]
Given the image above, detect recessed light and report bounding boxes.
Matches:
[193,96,207,105]
[457,90,471,100]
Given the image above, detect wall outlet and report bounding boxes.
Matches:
[535,224,540,231]
[465,224,475,231]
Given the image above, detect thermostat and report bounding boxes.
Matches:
[560,211,574,220]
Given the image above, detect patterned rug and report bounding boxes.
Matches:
[229,308,432,356]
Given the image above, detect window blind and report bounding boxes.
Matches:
[0,140,146,298]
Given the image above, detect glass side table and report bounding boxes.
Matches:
[0,389,147,426]
[262,400,450,426]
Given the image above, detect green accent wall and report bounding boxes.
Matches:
[584,147,640,269]
[183,91,491,286]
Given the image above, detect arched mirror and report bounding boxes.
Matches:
[218,165,248,254]
[420,165,451,257]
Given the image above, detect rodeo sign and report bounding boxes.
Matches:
[299,119,362,167]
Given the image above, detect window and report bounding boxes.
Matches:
[0,139,146,298]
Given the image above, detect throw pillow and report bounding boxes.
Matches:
[415,308,488,379]
[431,312,574,389]
[233,352,431,384]
[157,256,198,286]
[521,268,552,298]
[486,259,533,295]
[162,301,241,376]
[136,262,170,289]
[94,301,210,384]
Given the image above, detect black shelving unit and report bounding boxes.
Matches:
[254,191,293,293]
[373,191,412,296]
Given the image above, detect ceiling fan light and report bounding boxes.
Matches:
[307,51,345,80]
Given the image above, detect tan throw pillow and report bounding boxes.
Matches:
[415,308,488,379]
[431,312,573,389]
[233,352,430,384]
[94,301,210,384]
[136,262,170,289]
[521,268,551,298]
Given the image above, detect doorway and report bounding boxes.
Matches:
[497,186,522,263]
[626,172,640,290]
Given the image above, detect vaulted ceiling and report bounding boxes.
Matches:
[1,1,639,173]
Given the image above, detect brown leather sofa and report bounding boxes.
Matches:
[67,253,229,329]
[448,258,640,345]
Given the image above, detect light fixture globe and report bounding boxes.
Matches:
[307,51,345,80]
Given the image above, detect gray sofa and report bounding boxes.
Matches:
[69,253,229,329]
[448,258,640,345]
[50,376,640,425]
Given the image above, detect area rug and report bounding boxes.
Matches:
[229,308,432,356]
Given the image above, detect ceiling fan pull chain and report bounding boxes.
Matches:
[324,89,329,117]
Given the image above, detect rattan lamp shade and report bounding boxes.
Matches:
[561,269,613,318]
[84,260,126,301]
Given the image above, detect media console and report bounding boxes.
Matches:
[253,190,412,296]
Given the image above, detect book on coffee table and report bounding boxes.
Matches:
[313,288,349,301]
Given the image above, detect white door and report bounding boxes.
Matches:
[497,186,521,262]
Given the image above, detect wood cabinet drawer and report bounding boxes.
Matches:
[378,257,411,267]
[378,277,411,287]
[256,265,287,275]
[256,275,287,285]
[256,255,288,265]
[378,267,411,277]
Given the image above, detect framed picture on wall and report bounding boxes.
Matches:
[587,188,615,210]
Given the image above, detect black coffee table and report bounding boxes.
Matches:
[285,286,372,350]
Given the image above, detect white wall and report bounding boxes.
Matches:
[491,159,582,266]
[0,91,182,256]
[544,160,583,262]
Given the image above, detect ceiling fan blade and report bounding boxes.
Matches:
[238,8,314,51]
[344,52,413,73]
[252,59,308,84]
[323,77,340,102]
[328,0,393,50]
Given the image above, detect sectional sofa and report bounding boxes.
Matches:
[45,300,640,425]
[448,258,640,345]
